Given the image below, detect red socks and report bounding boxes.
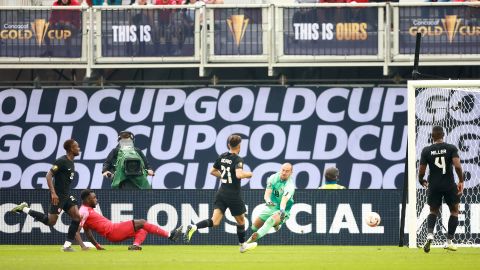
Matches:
[133,229,147,246]
[143,222,169,238]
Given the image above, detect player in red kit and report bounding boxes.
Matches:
[76,189,183,250]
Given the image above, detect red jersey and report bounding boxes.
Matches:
[79,205,114,238]
[50,0,81,28]
[155,0,183,5]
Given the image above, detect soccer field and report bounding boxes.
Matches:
[0,245,478,270]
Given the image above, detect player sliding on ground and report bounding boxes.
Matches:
[76,189,183,251]
[419,126,464,253]
[245,163,295,249]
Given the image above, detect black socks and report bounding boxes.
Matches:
[196,219,213,229]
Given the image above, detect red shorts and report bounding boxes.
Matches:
[106,221,136,242]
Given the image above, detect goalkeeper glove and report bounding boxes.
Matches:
[265,201,275,207]
[279,209,286,221]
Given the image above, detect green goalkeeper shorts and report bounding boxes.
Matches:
[258,205,290,225]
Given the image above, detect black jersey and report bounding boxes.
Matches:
[50,155,75,197]
[420,142,459,190]
[213,152,244,195]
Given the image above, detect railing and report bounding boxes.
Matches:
[0,3,479,76]
[0,6,89,67]
[391,2,480,64]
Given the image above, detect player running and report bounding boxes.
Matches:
[245,163,295,249]
[182,134,256,253]
[11,139,83,252]
[419,126,464,253]
[76,189,183,251]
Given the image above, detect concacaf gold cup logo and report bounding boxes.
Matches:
[0,19,72,46]
[409,15,480,43]
[227,14,249,47]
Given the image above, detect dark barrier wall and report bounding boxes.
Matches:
[0,86,407,190]
[0,190,402,245]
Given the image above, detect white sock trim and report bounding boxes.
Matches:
[22,207,30,214]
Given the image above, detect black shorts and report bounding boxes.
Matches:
[49,195,78,215]
[427,186,460,208]
[214,192,246,217]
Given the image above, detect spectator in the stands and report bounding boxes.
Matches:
[155,0,183,4]
[86,0,123,5]
[43,0,81,57]
[132,0,152,5]
[127,0,154,56]
[317,0,369,3]
[154,0,187,55]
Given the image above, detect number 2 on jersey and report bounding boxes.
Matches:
[434,156,446,174]
[220,165,232,184]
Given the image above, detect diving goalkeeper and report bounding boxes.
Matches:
[245,163,295,247]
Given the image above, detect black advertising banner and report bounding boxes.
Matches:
[0,86,409,190]
[399,6,480,55]
[213,8,263,56]
[0,9,83,58]
[0,189,404,245]
[283,7,379,56]
[101,8,195,57]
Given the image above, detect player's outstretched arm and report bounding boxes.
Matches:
[280,193,291,211]
[75,231,90,251]
[84,228,105,250]
[264,188,273,205]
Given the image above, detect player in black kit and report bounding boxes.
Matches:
[182,134,257,252]
[418,126,464,253]
[11,139,83,252]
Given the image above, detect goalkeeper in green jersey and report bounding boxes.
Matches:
[245,163,295,247]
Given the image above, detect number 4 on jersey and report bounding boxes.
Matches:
[221,165,232,183]
[434,156,446,175]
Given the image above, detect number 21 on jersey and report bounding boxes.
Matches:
[221,165,232,183]
[435,156,446,174]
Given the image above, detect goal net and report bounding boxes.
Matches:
[407,80,480,248]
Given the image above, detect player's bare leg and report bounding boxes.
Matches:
[185,209,223,243]
[11,202,59,226]
[247,213,281,244]
[130,229,147,251]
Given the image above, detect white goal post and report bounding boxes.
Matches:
[407,80,480,249]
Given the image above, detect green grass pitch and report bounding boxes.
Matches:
[0,245,479,270]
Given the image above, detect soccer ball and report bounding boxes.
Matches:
[365,212,381,227]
